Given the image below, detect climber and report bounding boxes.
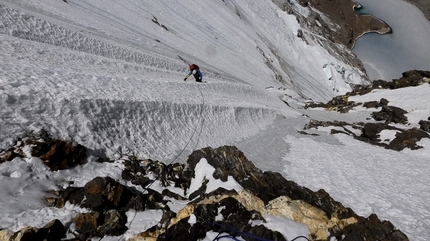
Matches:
[184,64,203,82]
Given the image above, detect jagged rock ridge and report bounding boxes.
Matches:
[0,133,409,241]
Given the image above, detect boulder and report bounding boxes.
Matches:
[372,106,408,124]
[419,119,430,132]
[73,210,128,239]
[386,128,429,151]
[0,130,87,170]
[1,219,65,241]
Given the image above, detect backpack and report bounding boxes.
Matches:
[189,64,199,70]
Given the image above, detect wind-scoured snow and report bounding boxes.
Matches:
[0,0,429,240]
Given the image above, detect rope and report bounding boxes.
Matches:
[98,82,206,241]
[124,82,206,238]
[191,83,206,151]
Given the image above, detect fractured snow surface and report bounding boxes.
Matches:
[0,0,429,240]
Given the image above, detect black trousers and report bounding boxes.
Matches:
[193,74,202,82]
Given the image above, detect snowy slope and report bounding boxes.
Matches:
[0,0,429,240]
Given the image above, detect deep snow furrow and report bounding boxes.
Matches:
[0,94,278,160]
[0,4,183,72]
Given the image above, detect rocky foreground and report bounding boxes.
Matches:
[2,71,427,241]
[0,130,410,241]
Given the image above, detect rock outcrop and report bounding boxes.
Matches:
[351,70,430,96]
[293,0,391,49]
[303,70,430,151]
[0,130,87,170]
[0,135,410,241]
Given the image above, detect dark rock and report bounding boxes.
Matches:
[419,120,430,132]
[243,224,287,241]
[2,129,412,241]
[362,101,379,109]
[162,189,186,201]
[39,139,87,170]
[184,146,352,220]
[380,98,389,106]
[98,210,128,236]
[0,150,22,163]
[10,219,66,241]
[188,177,209,200]
[73,210,128,239]
[122,157,150,187]
[371,106,408,124]
[193,202,218,224]
[157,218,191,241]
[351,70,430,95]
[361,123,386,140]
[386,128,429,151]
[363,98,388,109]
[304,117,427,152]
[389,230,409,241]
[67,176,134,212]
[123,194,146,211]
[297,130,320,136]
[219,197,253,226]
[55,176,158,214]
[8,130,88,170]
[304,119,349,130]
[305,96,359,113]
[145,189,168,210]
[73,212,100,239]
[188,197,283,241]
[39,219,66,241]
[137,159,187,189]
[330,213,409,241]
[0,130,87,170]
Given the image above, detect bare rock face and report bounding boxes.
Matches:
[351,70,430,95]
[295,0,391,48]
[386,128,429,151]
[0,219,66,241]
[179,146,405,241]
[371,106,408,124]
[73,210,128,239]
[332,213,408,241]
[0,133,410,241]
[419,119,430,132]
[185,146,321,206]
[0,130,87,170]
[305,95,359,113]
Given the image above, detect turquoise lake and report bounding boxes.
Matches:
[352,0,430,81]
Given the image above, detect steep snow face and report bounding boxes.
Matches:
[0,0,365,99]
[0,0,366,158]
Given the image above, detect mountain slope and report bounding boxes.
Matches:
[0,0,429,240]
